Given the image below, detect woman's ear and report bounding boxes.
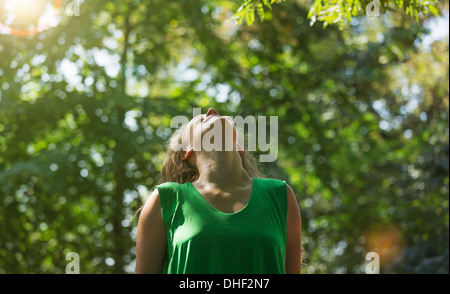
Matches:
[181,148,194,160]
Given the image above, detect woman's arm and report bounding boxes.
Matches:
[285,183,302,274]
[135,188,167,274]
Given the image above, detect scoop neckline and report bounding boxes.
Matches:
[187,177,256,215]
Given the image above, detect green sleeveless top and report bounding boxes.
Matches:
[156,177,288,274]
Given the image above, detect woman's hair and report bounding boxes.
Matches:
[158,123,265,185]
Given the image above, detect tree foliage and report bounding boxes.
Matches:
[235,0,441,28]
[0,0,448,273]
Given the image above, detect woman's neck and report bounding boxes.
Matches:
[194,150,251,190]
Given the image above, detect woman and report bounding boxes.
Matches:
[135,108,301,274]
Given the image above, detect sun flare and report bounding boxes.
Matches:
[0,0,62,36]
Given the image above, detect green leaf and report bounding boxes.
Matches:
[307,6,316,19]
[427,4,439,16]
[246,8,255,25]
[257,1,265,21]
[262,0,272,10]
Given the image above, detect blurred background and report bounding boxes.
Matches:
[0,0,448,274]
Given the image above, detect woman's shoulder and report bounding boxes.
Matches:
[255,177,287,187]
[153,182,186,212]
[255,177,289,201]
[155,181,183,189]
[255,177,290,217]
[154,181,186,198]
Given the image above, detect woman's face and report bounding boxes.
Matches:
[182,108,241,156]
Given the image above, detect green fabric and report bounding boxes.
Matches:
[156,177,288,274]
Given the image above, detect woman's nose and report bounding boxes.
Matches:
[206,108,219,117]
